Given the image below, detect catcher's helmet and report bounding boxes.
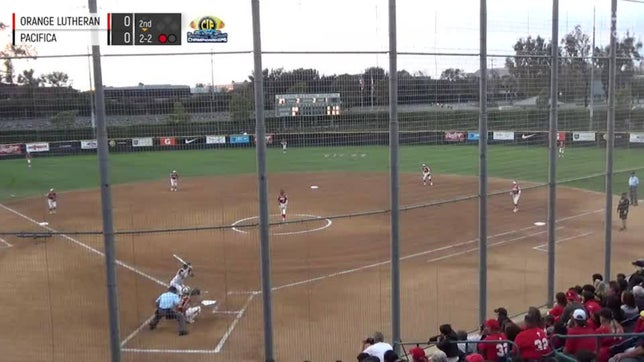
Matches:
[181,286,191,295]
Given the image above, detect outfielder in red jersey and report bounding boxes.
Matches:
[422,164,433,186]
[46,188,57,214]
[513,315,551,361]
[510,181,521,213]
[278,189,288,222]
[478,319,508,362]
[170,170,179,191]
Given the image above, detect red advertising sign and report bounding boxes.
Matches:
[444,131,466,143]
[160,137,176,146]
[0,143,22,156]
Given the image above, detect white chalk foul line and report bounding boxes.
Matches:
[0,237,13,248]
[120,314,155,347]
[231,213,332,236]
[121,348,215,354]
[0,203,168,288]
[532,231,595,252]
[214,292,256,353]
[270,209,601,292]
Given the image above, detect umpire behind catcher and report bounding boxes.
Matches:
[148,286,188,336]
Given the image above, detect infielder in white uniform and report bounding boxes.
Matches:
[278,189,288,222]
[511,181,521,213]
[169,264,193,294]
[422,164,433,186]
[170,170,179,191]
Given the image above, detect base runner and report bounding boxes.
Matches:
[511,181,521,213]
[46,188,57,214]
[422,163,433,186]
[170,170,179,191]
[278,189,288,222]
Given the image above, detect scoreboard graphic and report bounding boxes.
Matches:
[10,12,228,46]
[109,13,181,46]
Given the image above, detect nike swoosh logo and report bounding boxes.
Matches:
[185,138,197,144]
[521,134,536,140]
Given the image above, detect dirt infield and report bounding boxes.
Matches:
[0,172,641,362]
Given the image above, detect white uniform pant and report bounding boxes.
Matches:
[48,199,57,209]
[170,179,178,188]
[185,306,201,323]
[279,204,287,216]
[512,193,521,206]
[423,172,431,182]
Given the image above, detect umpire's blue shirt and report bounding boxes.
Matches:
[157,291,180,309]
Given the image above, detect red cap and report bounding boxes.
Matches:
[409,347,427,360]
[566,289,579,301]
[466,353,485,362]
[485,319,500,330]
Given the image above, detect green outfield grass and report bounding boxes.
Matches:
[2,145,644,201]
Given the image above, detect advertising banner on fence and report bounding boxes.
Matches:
[205,135,226,144]
[80,140,97,149]
[0,143,22,156]
[50,141,79,153]
[573,132,595,142]
[493,131,514,140]
[26,142,50,153]
[254,133,274,144]
[558,131,566,141]
[182,137,204,145]
[132,137,153,147]
[159,137,176,146]
[229,135,250,144]
[467,132,480,141]
[444,131,465,143]
[630,132,644,143]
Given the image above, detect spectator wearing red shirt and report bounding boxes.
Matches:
[478,319,508,362]
[564,309,598,356]
[596,308,624,362]
[583,290,602,318]
[634,310,644,333]
[514,313,551,361]
[549,292,568,322]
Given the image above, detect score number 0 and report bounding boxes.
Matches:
[122,15,131,44]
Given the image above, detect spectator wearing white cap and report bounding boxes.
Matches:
[564,309,598,356]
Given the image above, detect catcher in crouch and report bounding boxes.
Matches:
[178,287,202,324]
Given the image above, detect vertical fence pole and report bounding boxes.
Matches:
[251,1,274,361]
[604,0,617,281]
[88,0,120,361]
[387,0,401,353]
[547,0,559,309]
[478,0,488,326]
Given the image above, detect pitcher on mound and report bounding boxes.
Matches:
[511,180,521,213]
[278,189,288,222]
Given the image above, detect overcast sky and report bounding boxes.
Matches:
[1,0,643,91]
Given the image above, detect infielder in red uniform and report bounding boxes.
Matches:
[422,164,433,186]
[278,189,288,222]
[510,181,521,213]
[170,170,179,191]
[46,188,57,214]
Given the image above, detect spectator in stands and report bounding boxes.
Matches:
[503,320,522,342]
[383,350,401,362]
[561,289,586,324]
[457,329,480,356]
[635,311,644,333]
[608,337,644,362]
[621,291,640,321]
[576,350,598,362]
[357,352,381,362]
[564,309,598,356]
[584,290,603,322]
[550,321,568,350]
[477,319,508,362]
[428,324,460,362]
[527,306,545,328]
[494,307,511,331]
[633,286,644,311]
[361,331,393,362]
[549,292,568,322]
[430,350,448,362]
[628,259,644,289]
[597,308,625,362]
[465,353,484,362]
[514,312,552,360]
[617,274,629,293]
[408,345,429,362]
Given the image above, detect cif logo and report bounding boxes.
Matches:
[189,16,225,31]
[187,15,228,43]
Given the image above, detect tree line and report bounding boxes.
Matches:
[0,23,642,123]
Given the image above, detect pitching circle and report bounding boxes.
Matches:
[231,214,333,236]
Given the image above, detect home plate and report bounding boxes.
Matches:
[39,222,49,226]
[310,185,319,189]
[533,222,546,226]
